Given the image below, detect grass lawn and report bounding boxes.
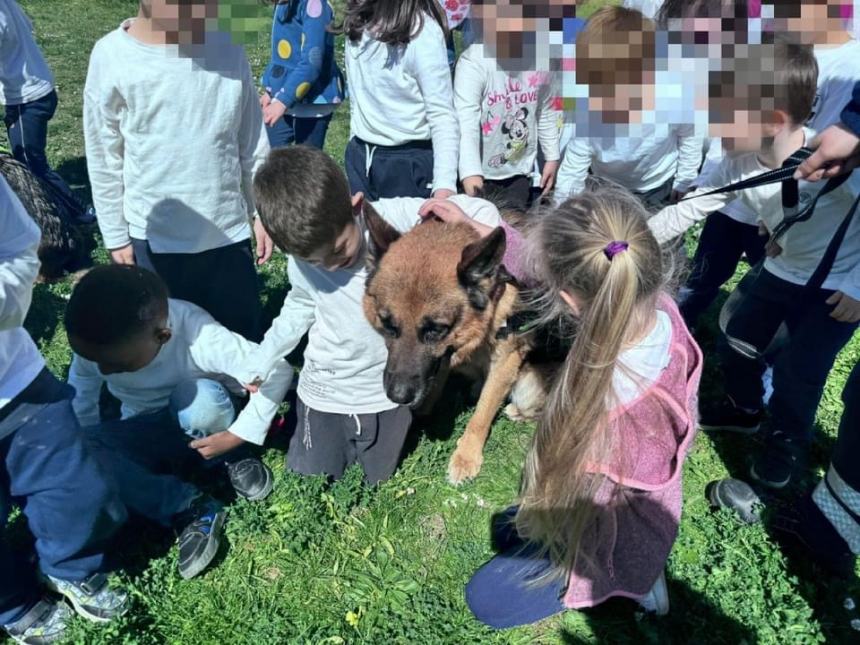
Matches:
[4,1,860,643]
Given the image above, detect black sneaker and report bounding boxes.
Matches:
[699,395,763,434]
[706,478,762,524]
[44,573,127,623]
[749,439,797,490]
[227,458,273,501]
[3,596,72,644]
[173,496,226,580]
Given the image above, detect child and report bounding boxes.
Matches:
[65,265,292,580]
[0,0,88,222]
[260,0,345,150]
[554,7,704,210]
[236,146,503,484]
[341,0,459,200]
[454,34,561,210]
[1,178,127,643]
[466,186,703,627]
[83,0,271,342]
[649,39,860,489]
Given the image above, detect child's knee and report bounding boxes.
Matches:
[170,379,236,439]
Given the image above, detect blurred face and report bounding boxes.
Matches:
[70,320,171,375]
[141,0,218,44]
[587,75,655,124]
[708,99,787,154]
[773,0,852,43]
[301,220,364,272]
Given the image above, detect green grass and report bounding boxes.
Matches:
[5,1,860,643]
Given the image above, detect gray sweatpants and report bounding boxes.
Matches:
[289,398,412,484]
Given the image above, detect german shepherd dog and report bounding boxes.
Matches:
[362,205,552,484]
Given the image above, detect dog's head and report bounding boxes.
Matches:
[362,204,508,407]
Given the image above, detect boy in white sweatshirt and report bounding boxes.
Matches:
[237,147,503,484]
[83,0,271,342]
[650,39,860,490]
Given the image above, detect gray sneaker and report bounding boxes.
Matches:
[3,596,72,644]
[227,458,274,501]
[45,573,128,623]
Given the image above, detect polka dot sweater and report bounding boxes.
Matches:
[261,0,345,113]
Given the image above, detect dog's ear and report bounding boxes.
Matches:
[457,226,507,310]
[363,201,401,267]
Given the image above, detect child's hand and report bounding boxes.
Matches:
[462,176,484,197]
[757,221,783,257]
[243,377,263,394]
[253,216,274,265]
[263,99,287,126]
[260,92,271,109]
[540,161,559,196]
[432,188,456,200]
[190,431,245,460]
[826,291,860,323]
[110,244,135,265]
[419,198,495,238]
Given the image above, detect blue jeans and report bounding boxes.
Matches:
[720,269,859,455]
[3,90,82,212]
[677,212,766,327]
[0,370,126,625]
[266,113,332,150]
[83,379,237,527]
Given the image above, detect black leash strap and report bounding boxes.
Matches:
[803,191,860,296]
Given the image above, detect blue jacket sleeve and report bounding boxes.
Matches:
[270,0,332,108]
[840,80,860,138]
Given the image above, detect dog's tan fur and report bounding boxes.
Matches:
[363,211,545,483]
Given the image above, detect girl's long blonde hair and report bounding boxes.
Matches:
[516,185,667,579]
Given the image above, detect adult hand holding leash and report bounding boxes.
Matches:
[793,124,860,182]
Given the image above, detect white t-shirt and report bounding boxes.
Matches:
[649,137,860,299]
[808,39,860,134]
[237,195,502,415]
[454,43,561,182]
[344,14,459,194]
[68,299,293,445]
[613,310,672,406]
[0,176,44,410]
[0,0,53,105]
[83,20,270,253]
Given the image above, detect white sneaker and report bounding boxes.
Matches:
[637,571,670,616]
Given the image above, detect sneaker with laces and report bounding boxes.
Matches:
[173,495,226,580]
[699,395,763,434]
[637,571,669,616]
[749,438,797,490]
[227,458,273,501]
[3,596,72,645]
[44,573,127,623]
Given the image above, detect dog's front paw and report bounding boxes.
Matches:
[447,441,484,485]
[503,402,525,421]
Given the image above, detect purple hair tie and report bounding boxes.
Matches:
[604,241,629,261]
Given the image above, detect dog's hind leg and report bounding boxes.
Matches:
[447,340,525,485]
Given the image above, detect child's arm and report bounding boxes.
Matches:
[553,136,591,205]
[453,46,486,196]
[83,46,130,260]
[67,355,105,428]
[263,0,333,123]
[537,79,562,195]
[409,20,459,197]
[673,124,704,195]
[234,257,316,388]
[0,182,41,331]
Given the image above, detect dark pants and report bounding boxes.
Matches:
[677,212,766,327]
[466,509,566,629]
[266,113,332,150]
[0,370,126,626]
[131,239,263,342]
[833,361,860,489]
[720,268,859,454]
[344,136,434,201]
[289,398,412,484]
[483,175,532,211]
[3,90,82,212]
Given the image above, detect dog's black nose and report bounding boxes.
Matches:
[385,372,422,406]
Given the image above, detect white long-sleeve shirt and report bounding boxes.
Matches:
[344,14,459,193]
[454,43,560,182]
[83,20,270,253]
[649,147,860,300]
[1,176,44,410]
[68,299,292,445]
[0,0,53,106]
[808,39,860,134]
[236,195,501,415]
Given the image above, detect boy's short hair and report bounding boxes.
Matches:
[253,147,353,258]
[65,265,168,346]
[656,0,749,27]
[709,36,817,126]
[575,6,656,92]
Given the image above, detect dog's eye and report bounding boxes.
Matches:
[421,322,451,344]
[379,313,400,338]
